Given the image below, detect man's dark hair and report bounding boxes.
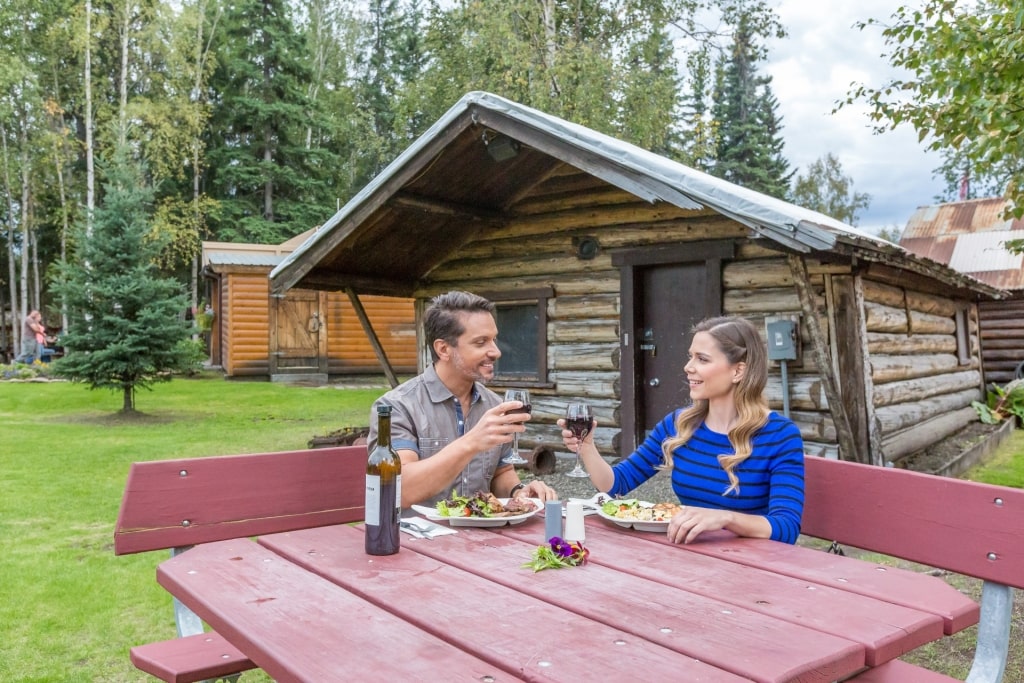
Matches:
[424,291,495,361]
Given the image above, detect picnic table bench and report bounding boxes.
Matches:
[113,446,1022,682]
[113,445,367,682]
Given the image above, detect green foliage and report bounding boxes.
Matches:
[404,0,691,154]
[791,153,871,225]
[709,9,792,198]
[847,0,1024,218]
[172,338,208,375]
[50,144,191,413]
[876,225,904,243]
[205,0,340,243]
[973,379,1024,424]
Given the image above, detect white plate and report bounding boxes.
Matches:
[410,498,543,527]
[595,499,672,533]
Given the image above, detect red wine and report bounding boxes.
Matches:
[566,416,592,440]
[509,404,532,421]
[366,404,402,556]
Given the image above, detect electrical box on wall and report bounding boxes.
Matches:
[765,317,799,361]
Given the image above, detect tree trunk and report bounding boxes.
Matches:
[118,0,134,148]
[19,137,30,322]
[52,124,71,331]
[1,125,19,352]
[123,385,135,413]
[85,0,95,238]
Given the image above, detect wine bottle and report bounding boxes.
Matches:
[365,404,402,555]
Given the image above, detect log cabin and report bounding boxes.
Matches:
[900,197,1024,384]
[270,91,1005,465]
[201,231,417,384]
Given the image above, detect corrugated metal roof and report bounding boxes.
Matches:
[949,231,1023,272]
[267,91,1002,299]
[901,198,1024,290]
[204,251,285,268]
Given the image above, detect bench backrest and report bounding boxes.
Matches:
[114,446,367,555]
[802,455,1024,589]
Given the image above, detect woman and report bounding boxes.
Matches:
[560,316,804,544]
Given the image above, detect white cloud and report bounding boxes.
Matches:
[764,0,946,233]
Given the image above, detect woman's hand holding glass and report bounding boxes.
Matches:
[561,403,594,478]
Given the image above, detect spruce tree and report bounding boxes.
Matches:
[710,13,792,198]
[52,144,190,414]
[205,0,338,243]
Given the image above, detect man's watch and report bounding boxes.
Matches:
[509,483,526,498]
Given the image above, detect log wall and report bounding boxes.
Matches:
[214,271,416,378]
[860,279,983,464]
[223,273,271,377]
[978,298,1024,384]
[410,165,985,465]
[324,295,418,374]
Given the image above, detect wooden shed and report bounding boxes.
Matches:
[202,231,417,383]
[270,91,1003,465]
[900,197,1024,384]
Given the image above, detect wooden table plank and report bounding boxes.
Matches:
[577,518,979,634]
[259,525,746,682]
[351,524,865,682]
[497,520,945,666]
[157,539,522,683]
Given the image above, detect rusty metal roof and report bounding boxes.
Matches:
[900,199,1024,290]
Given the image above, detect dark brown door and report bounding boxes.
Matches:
[637,263,708,433]
[614,241,733,453]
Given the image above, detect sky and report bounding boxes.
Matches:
[763,0,946,235]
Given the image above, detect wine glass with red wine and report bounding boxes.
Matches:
[565,402,593,478]
[502,389,530,465]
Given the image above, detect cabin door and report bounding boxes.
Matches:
[271,289,327,375]
[614,241,733,454]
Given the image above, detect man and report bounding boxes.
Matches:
[15,310,44,364]
[367,291,557,508]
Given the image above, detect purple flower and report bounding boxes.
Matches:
[548,537,575,558]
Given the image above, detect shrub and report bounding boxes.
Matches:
[973,379,1024,424]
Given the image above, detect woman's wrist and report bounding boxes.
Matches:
[508,482,526,498]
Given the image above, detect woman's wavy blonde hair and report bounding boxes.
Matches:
[660,316,770,495]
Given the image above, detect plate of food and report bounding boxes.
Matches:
[596,498,684,532]
[411,490,542,527]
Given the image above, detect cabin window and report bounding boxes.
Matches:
[487,287,552,387]
[954,307,970,365]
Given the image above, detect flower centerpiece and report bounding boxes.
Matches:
[523,536,589,572]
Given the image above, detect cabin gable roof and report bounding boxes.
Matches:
[270,91,1001,300]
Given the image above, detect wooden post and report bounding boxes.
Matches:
[345,288,399,388]
[787,255,860,462]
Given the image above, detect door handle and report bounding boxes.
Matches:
[649,378,660,387]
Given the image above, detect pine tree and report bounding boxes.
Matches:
[52,144,190,414]
[710,13,792,198]
[205,0,339,243]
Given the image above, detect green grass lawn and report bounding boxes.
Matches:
[1,375,1020,681]
[0,374,383,682]
[961,423,1024,488]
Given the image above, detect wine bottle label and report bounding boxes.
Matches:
[365,474,382,526]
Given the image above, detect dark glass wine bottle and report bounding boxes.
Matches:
[365,404,402,555]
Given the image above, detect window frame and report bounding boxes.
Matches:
[483,287,553,388]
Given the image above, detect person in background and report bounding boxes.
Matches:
[367,290,558,508]
[559,315,805,544]
[15,310,45,364]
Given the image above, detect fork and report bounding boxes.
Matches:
[400,520,436,539]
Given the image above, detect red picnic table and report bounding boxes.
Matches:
[156,513,978,682]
